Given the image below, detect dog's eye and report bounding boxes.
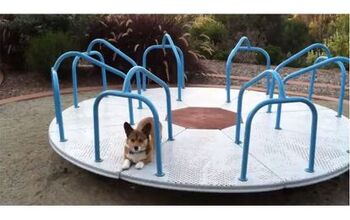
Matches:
[130,139,135,142]
[138,138,143,142]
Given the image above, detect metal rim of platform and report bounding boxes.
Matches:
[48,87,349,193]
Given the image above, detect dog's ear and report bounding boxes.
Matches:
[141,123,152,137]
[123,122,133,137]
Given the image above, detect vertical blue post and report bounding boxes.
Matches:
[136,71,143,109]
[51,70,67,142]
[72,57,80,108]
[307,70,317,101]
[267,78,275,113]
[235,89,244,144]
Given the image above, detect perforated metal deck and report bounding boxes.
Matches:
[48,87,349,192]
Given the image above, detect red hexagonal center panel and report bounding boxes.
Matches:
[168,107,240,129]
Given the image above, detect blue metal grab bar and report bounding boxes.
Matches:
[93,90,165,177]
[71,51,107,108]
[122,66,174,142]
[162,34,184,101]
[225,36,271,103]
[267,43,333,112]
[142,44,184,91]
[93,65,174,177]
[307,56,347,117]
[275,56,350,129]
[235,69,286,144]
[85,38,143,109]
[234,69,318,181]
[51,51,136,142]
[238,97,318,182]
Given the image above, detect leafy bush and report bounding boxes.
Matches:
[257,45,284,65]
[0,15,96,69]
[281,18,311,54]
[25,31,78,77]
[86,15,203,83]
[324,15,349,57]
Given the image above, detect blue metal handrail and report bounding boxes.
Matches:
[122,66,174,142]
[93,90,165,177]
[85,38,143,109]
[142,44,185,93]
[275,43,332,72]
[238,97,318,182]
[266,43,333,113]
[155,33,184,101]
[93,66,174,177]
[275,56,350,129]
[71,51,107,108]
[234,69,318,181]
[225,36,271,103]
[235,69,286,144]
[51,51,136,142]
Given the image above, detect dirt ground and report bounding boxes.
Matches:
[0,91,348,205]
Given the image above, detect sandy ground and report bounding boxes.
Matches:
[0,91,348,205]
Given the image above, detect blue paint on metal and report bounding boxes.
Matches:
[93,90,165,177]
[307,56,347,117]
[226,37,271,103]
[51,69,67,142]
[275,56,350,128]
[238,97,318,182]
[51,51,136,140]
[86,38,143,109]
[235,69,286,144]
[72,51,107,108]
[123,66,174,141]
[142,44,185,92]
[160,34,184,101]
[266,43,333,112]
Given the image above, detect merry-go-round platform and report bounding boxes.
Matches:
[48,87,349,193]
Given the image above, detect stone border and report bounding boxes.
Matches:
[0,83,347,106]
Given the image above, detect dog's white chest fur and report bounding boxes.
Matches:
[126,152,147,163]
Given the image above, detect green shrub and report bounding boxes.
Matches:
[25,31,78,77]
[189,16,228,59]
[281,18,311,54]
[87,15,203,83]
[324,15,349,57]
[190,16,227,45]
[0,15,96,69]
[257,45,284,65]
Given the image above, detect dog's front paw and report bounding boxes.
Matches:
[122,159,131,170]
[135,161,144,169]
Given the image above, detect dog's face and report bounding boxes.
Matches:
[124,122,151,153]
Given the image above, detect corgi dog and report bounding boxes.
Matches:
[122,117,162,170]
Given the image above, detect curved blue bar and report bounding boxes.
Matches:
[275,43,332,72]
[235,69,286,144]
[86,38,142,109]
[93,90,164,177]
[72,51,107,108]
[225,37,271,103]
[51,69,67,142]
[123,66,174,141]
[142,44,185,92]
[86,38,137,66]
[239,97,318,181]
[274,56,350,129]
[51,51,135,140]
[267,43,332,113]
[161,34,183,101]
[307,56,347,117]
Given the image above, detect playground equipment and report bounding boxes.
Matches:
[49,34,349,192]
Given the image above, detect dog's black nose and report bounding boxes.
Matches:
[134,146,139,151]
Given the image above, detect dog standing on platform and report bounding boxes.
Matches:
[122,117,162,170]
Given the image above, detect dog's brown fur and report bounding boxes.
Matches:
[123,117,162,164]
